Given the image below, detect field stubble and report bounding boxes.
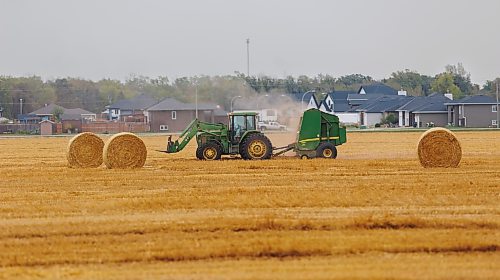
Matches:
[0,131,499,279]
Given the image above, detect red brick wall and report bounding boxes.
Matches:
[62,120,81,133]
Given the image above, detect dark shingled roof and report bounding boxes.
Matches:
[29,104,96,120]
[109,94,158,110]
[29,104,66,115]
[327,91,356,101]
[398,93,450,113]
[332,100,351,112]
[444,94,497,105]
[147,98,218,111]
[358,83,398,95]
[356,95,411,113]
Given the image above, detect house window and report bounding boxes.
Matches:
[493,105,498,112]
[493,120,498,126]
[171,111,177,120]
[160,125,169,131]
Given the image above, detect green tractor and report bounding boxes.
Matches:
[162,108,347,160]
[164,112,273,160]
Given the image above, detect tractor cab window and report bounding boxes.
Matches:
[232,115,246,139]
[246,115,256,130]
[231,114,257,143]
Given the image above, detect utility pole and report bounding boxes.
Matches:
[496,80,499,128]
[19,98,23,116]
[246,38,250,77]
[195,85,198,119]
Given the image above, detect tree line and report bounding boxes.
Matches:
[0,63,498,119]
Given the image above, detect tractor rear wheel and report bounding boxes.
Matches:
[196,142,222,160]
[241,134,272,160]
[316,142,337,159]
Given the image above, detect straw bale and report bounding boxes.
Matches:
[67,132,104,168]
[417,127,461,168]
[103,132,147,169]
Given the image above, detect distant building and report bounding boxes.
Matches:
[396,93,451,127]
[39,120,55,135]
[106,94,158,122]
[21,104,96,132]
[445,95,498,127]
[147,98,219,132]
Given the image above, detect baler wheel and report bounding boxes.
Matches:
[316,142,337,159]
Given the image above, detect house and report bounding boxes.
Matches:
[22,104,96,132]
[147,98,219,132]
[22,103,64,123]
[316,91,357,124]
[445,95,498,127]
[106,94,158,122]
[355,95,410,126]
[60,108,97,133]
[396,93,451,127]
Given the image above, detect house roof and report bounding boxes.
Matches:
[332,100,351,112]
[147,98,218,111]
[356,95,411,113]
[326,91,355,101]
[29,104,96,120]
[444,94,497,105]
[29,104,66,115]
[319,100,332,112]
[60,108,96,120]
[308,95,319,108]
[109,94,158,110]
[39,120,55,124]
[398,93,449,113]
[64,108,95,115]
[358,83,398,95]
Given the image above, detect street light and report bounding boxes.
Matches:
[230,95,242,112]
[246,38,250,77]
[301,90,316,111]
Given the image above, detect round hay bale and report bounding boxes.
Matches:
[103,132,147,169]
[67,132,104,168]
[417,127,462,168]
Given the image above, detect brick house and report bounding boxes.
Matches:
[147,98,219,132]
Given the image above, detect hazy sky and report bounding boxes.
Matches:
[1,0,499,84]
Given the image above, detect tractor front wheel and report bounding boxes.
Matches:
[196,142,222,160]
[316,142,337,159]
[241,134,272,160]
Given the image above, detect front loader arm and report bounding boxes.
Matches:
[166,119,199,153]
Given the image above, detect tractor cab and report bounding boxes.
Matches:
[228,112,258,144]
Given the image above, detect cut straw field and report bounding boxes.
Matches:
[0,131,499,279]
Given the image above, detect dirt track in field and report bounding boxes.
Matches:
[0,131,499,279]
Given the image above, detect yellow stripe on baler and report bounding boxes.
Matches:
[298,136,339,144]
